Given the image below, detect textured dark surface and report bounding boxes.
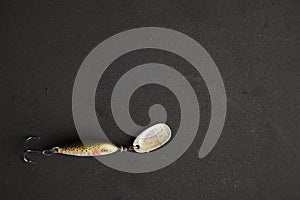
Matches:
[0,0,299,199]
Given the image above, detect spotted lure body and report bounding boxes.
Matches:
[23,123,172,163]
[57,143,119,156]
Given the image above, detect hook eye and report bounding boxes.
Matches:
[42,147,59,156]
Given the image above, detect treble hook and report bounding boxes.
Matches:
[23,136,58,164]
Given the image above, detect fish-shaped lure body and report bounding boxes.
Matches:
[57,143,119,156]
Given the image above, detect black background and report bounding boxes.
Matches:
[1,0,299,199]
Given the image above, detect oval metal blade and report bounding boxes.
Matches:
[133,123,171,153]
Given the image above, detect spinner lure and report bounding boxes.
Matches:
[23,123,171,163]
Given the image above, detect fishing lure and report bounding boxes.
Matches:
[23,123,171,163]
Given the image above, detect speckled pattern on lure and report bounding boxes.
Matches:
[57,143,119,156]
